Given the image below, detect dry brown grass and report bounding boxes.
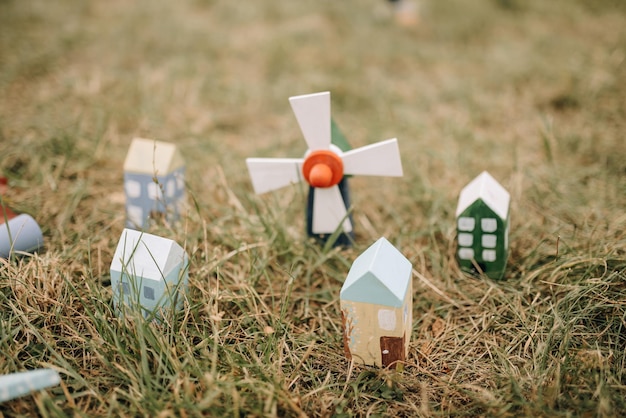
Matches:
[1,0,625,416]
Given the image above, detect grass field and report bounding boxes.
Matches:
[1,0,625,416]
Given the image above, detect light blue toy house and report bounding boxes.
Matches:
[455,171,510,280]
[124,138,186,229]
[340,237,413,368]
[110,228,189,317]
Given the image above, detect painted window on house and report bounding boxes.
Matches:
[458,217,475,231]
[175,172,185,189]
[166,179,176,198]
[147,182,163,200]
[144,286,155,300]
[378,309,396,331]
[127,205,143,226]
[481,218,497,233]
[482,234,497,248]
[120,282,130,294]
[458,233,473,246]
[458,248,474,260]
[125,180,142,198]
[483,250,496,262]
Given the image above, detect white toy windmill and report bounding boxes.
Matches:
[246,91,403,245]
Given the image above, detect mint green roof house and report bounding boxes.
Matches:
[110,228,189,318]
[340,237,412,368]
[455,171,510,280]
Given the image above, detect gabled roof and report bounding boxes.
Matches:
[110,229,187,281]
[340,237,412,307]
[124,138,184,175]
[455,171,510,220]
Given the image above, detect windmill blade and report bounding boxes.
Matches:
[246,158,304,194]
[312,186,353,234]
[289,92,331,151]
[342,138,403,177]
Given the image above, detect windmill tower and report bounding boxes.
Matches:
[246,92,403,246]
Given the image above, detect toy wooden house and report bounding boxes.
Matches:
[340,237,413,368]
[110,228,189,317]
[124,138,186,229]
[455,171,510,280]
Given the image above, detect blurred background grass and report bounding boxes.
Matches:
[1,0,625,416]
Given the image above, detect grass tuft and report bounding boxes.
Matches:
[1,0,625,416]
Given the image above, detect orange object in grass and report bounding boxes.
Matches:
[302,150,344,188]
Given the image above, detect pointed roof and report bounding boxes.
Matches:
[340,237,412,307]
[124,138,184,175]
[455,171,510,220]
[110,229,187,281]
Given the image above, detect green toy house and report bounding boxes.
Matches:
[455,171,510,280]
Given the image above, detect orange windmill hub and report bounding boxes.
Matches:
[302,150,344,188]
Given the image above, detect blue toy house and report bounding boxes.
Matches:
[455,171,510,280]
[124,138,186,229]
